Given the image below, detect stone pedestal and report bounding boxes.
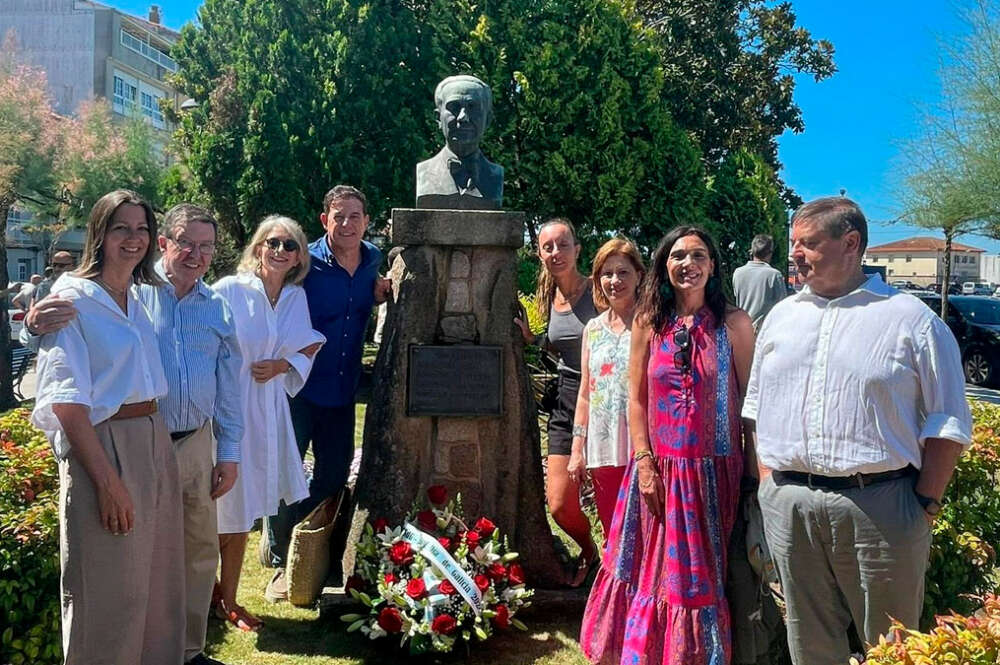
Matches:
[346,208,568,587]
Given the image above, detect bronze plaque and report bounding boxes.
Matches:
[407,345,503,416]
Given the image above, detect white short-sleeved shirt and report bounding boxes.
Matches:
[32,274,168,459]
[742,275,972,476]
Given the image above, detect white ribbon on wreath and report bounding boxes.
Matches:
[401,522,484,617]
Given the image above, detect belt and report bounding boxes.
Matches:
[170,429,197,441]
[109,400,157,421]
[772,465,916,490]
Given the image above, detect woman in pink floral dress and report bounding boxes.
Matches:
[580,226,755,665]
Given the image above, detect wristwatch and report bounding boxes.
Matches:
[915,492,942,517]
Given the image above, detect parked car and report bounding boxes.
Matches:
[7,309,24,347]
[919,294,1000,386]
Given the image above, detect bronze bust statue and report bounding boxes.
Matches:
[416,75,504,210]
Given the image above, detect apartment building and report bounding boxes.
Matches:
[864,236,983,287]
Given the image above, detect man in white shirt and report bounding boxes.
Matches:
[12,274,41,310]
[742,197,972,665]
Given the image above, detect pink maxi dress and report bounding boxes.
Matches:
[580,309,743,665]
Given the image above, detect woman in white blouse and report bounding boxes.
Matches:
[212,215,325,631]
[32,190,183,665]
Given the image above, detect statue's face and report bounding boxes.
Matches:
[438,81,489,158]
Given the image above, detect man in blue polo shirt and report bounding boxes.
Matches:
[264,185,390,601]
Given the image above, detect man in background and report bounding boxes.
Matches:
[32,251,75,305]
[732,234,786,332]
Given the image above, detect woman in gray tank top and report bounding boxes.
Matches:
[515,217,600,586]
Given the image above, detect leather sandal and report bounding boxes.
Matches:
[223,602,263,632]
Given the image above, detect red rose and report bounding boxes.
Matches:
[486,562,507,582]
[508,563,525,586]
[344,574,365,593]
[431,613,457,635]
[377,607,403,633]
[465,530,481,549]
[437,536,452,551]
[427,484,448,505]
[493,604,510,629]
[384,573,398,585]
[474,517,496,537]
[417,509,437,531]
[373,517,389,533]
[405,578,427,600]
[438,579,456,595]
[389,541,414,566]
[474,574,490,591]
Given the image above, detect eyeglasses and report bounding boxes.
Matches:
[264,237,299,253]
[170,237,216,256]
[673,326,691,373]
[52,262,72,269]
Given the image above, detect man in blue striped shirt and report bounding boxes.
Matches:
[26,204,243,665]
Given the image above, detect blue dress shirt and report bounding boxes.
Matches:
[299,237,382,407]
[140,264,244,462]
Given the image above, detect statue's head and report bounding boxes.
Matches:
[434,75,493,158]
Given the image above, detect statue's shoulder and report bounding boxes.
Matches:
[417,148,450,175]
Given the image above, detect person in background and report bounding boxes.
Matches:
[213,215,324,631]
[32,251,75,305]
[732,234,786,332]
[580,226,755,665]
[263,185,390,602]
[31,189,183,665]
[12,273,41,310]
[26,204,244,665]
[567,237,644,537]
[744,197,972,665]
[514,217,600,586]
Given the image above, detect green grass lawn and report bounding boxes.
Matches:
[204,529,589,665]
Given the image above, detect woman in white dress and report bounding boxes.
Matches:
[213,215,325,630]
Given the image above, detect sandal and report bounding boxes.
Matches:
[570,553,600,588]
[223,602,264,632]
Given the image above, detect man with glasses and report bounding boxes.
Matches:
[31,251,75,305]
[25,204,243,665]
[742,197,972,665]
[263,184,391,602]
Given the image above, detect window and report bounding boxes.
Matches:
[17,259,31,281]
[888,256,894,263]
[120,29,177,72]
[888,268,894,275]
[113,73,137,115]
[140,90,165,128]
[905,255,912,262]
[870,256,878,263]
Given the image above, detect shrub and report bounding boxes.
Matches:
[861,594,1000,664]
[0,408,61,665]
[922,400,1000,626]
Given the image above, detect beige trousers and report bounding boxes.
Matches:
[174,423,218,662]
[59,412,185,665]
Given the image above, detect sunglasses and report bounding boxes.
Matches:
[264,237,299,253]
[674,326,691,373]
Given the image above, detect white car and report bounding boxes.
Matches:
[7,308,24,346]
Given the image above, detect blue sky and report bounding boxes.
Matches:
[125,0,998,253]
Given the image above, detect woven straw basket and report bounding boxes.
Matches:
[287,491,345,607]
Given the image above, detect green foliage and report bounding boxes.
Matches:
[862,594,1000,665]
[170,0,707,253]
[705,149,787,284]
[0,409,60,665]
[636,0,836,185]
[922,400,1000,626]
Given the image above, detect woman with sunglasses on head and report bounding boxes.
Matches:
[514,217,601,586]
[212,216,325,631]
[32,190,184,664]
[566,238,645,538]
[579,226,755,665]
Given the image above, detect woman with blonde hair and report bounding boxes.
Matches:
[212,215,325,630]
[514,217,600,586]
[567,238,645,537]
[32,190,184,664]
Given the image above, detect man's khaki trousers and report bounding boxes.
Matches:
[757,472,931,665]
[60,412,185,665]
[174,422,218,663]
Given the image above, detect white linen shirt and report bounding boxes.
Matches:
[32,274,168,459]
[742,275,972,476]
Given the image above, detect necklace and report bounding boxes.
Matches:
[555,275,586,307]
[94,277,127,298]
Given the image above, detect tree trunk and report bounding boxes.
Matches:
[0,202,18,409]
[942,230,953,320]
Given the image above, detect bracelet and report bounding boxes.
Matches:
[633,449,656,463]
[572,424,587,439]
